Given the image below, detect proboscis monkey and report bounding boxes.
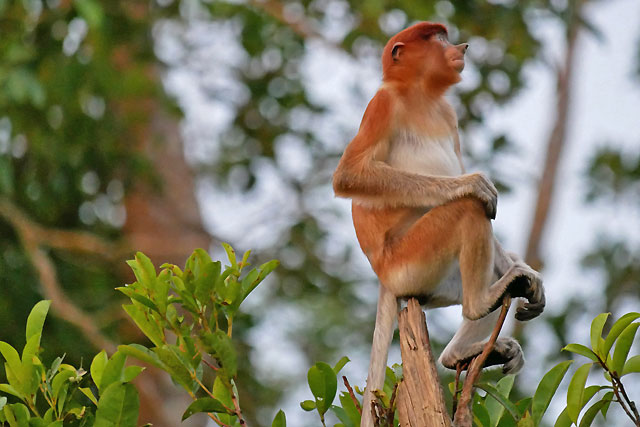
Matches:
[332,22,545,426]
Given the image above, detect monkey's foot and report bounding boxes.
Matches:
[440,338,524,375]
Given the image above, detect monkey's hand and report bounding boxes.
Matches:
[455,172,498,219]
[507,264,545,321]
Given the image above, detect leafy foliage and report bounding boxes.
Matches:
[0,301,141,426]
[461,312,640,427]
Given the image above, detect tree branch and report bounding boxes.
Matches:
[0,198,118,353]
[396,298,452,427]
[453,297,511,427]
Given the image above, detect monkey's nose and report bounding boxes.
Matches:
[463,43,469,53]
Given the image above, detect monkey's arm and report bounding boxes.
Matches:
[333,90,497,217]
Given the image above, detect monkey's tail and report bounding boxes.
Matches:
[361,284,397,427]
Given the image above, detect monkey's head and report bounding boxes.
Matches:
[382,22,468,91]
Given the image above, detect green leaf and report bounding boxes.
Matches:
[57,382,68,415]
[239,269,259,301]
[562,344,599,362]
[100,351,127,391]
[581,385,603,409]
[307,362,337,415]
[612,322,639,374]
[599,391,614,418]
[128,294,159,313]
[475,382,520,422]
[532,360,573,425]
[123,366,145,382]
[91,351,108,392]
[554,408,572,427]
[473,398,491,427]
[195,261,221,304]
[0,384,20,398]
[240,250,251,267]
[244,260,279,298]
[0,343,22,384]
[5,403,29,426]
[122,304,165,347]
[566,363,592,423]
[330,405,354,427]
[212,376,233,407]
[201,331,237,378]
[153,346,194,392]
[516,413,534,427]
[602,312,640,357]
[622,355,640,376]
[300,400,316,411]
[484,375,515,426]
[25,300,50,345]
[51,370,75,399]
[131,252,157,288]
[578,399,609,427]
[0,397,5,411]
[20,334,41,394]
[222,243,237,267]
[338,392,361,426]
[590,313,609,357]
[333,357,350,375]
[79,387,98,405]
[181,397,231,421]
[117,344,164,370]
[272,409,286,427]
[94,383,139,427]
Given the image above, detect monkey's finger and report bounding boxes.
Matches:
[515,303,544,321]
[484,197,497,219]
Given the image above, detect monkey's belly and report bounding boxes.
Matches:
[352,203,463,306]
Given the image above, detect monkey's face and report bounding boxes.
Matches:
[422,32,468,86]
[382,23,468,90]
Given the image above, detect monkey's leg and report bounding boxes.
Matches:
[361,285,398,427]
[438,310,524,374]
[452,200,544,321]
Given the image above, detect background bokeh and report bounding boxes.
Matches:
[1,0,639,425]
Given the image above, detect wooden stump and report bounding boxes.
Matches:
[397,298,452,427]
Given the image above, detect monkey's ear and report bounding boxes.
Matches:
[391,42,405,61]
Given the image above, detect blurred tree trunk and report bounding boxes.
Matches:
[123,107,210,266]
[524,1,584,270]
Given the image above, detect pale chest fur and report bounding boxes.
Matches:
[386,130,462,176]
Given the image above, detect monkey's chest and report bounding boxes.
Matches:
[387,133,461,176]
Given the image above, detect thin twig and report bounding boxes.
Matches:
[372,398,381,427]
[452,362,466,415]
[342,376,362,415]
[202,357,220,372]
[207,412,231,427]
[611,380,636,425]
[387,382,399,420]
[594,353,639,425]
[454,296,511,425]
[614,376,640,423]
[230,386,246,426]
